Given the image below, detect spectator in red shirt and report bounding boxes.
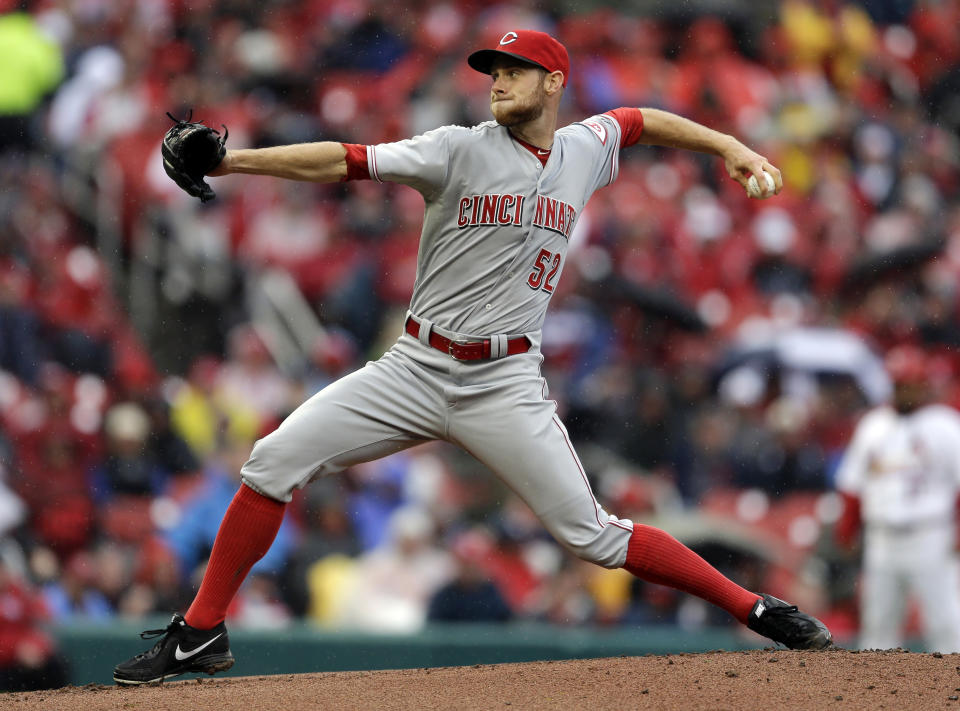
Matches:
[0,558,69,691]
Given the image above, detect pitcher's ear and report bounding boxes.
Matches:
[545,70,564,94]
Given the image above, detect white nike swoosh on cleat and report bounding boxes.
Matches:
[174,633,223,661]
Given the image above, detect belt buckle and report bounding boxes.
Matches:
[448,338,479,361]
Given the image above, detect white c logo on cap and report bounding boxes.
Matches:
[499,31,518,45]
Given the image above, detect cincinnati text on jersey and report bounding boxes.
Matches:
[457,193,577,238]
[457,194,525,228]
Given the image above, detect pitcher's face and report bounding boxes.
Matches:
[489,61,548,127]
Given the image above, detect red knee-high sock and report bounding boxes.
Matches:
[185,484,286,630]
[623,524,760,623]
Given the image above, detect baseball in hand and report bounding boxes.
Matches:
[746,171,776,199]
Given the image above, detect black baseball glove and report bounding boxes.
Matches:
[161,111,228,202]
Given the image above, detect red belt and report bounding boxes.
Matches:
[405,317,531,361]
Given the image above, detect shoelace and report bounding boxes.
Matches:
[140,619,180,640]
[130,619,181,661]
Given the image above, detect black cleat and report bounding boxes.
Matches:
[746,594,833,650]
[113,614,234,685]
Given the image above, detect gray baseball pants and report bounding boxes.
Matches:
[241,325,634,568]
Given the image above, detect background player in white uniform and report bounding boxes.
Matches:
[835,344,960,652]
[114,30,831,685]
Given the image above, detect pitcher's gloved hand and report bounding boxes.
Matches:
[161,111,228,202]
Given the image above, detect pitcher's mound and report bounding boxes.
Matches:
[6,648,956,711]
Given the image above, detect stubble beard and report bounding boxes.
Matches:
[492,86,546,127]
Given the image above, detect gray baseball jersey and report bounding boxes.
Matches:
[241,113,635,568]
[369,116,621,335]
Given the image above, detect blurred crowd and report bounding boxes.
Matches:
[2,0,960,689]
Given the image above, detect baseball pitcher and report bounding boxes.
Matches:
[835,344,960,652]
[115,30,831,685]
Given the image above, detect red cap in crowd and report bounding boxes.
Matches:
[884,344,928,384]
[468,30,570,87]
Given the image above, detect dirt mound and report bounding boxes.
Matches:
[6,648,959,711]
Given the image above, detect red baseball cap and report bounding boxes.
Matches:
[468,30,570,87]
[884,344,928,384]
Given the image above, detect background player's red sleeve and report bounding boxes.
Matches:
[604,108,644,147]
[955,492,960,550]
[834,491,862,549]
[341,143,370,181]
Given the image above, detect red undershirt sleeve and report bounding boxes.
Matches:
[341,143,370,181]
[604,108,644,148]
[955,492,960,550]
[834,491,862,548]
